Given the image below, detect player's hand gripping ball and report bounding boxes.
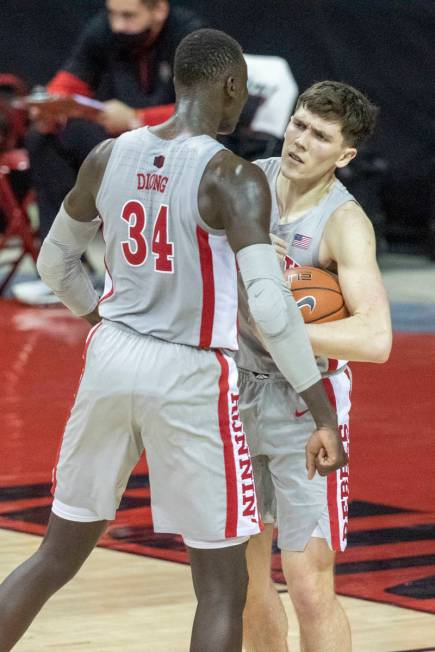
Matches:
[285,266,349,324]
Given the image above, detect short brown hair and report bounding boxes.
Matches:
[296,81,378,147]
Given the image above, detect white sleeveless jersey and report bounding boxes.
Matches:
[96,127,239,350]
[236,157,357,377]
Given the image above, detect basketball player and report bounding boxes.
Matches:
[239,81,392,652]
[0,34,347,652]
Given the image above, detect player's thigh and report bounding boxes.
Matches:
[239,375,327,551]
[53,323,144,522]
[268,372,351,553]
[137,346,261,543]
[261,390,327,552]
[238,370,294,459]
[281,537,336,606]
[237,369,266,457]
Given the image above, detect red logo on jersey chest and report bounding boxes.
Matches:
[154,155,165,168]
[284,255,301,270]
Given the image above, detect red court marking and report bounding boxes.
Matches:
[334,566,435,615]
[0,300,434,613]
[349,332,435,513]
[0,300,146,483]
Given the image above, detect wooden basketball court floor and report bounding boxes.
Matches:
[1,247,435,651]
[1,528,434,652]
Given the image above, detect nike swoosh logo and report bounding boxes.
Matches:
[295,409,309,417]
[296,296,316,312]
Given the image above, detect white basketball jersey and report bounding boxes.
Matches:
[236,157,357,376]
[96,127,239,350]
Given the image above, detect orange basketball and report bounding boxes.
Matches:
[285,266,349,324]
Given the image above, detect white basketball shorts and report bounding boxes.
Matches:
[51,321,262,544]
[238,367,351,552]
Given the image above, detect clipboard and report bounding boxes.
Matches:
[23,92,105,121]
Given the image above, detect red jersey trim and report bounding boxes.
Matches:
[215,351,238,538]
[196,227,215,348]
[323,377,341,552]
[47,71,93,97]
[327,358,339,372]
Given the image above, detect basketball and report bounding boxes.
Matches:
[285,266,349,324]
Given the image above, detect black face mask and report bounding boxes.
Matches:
[111,28,152,51]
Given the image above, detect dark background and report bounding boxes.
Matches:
[1,0,434,253]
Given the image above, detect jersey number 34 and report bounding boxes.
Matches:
[121,200,174,273]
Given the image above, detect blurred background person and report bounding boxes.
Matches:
[1,1,433,298]
[11,0,206,305]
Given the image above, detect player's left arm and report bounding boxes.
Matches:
[36,140,114,324]
[307,202,392,362]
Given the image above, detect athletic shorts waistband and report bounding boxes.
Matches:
[238,365,349,384]
[102,319,237,356]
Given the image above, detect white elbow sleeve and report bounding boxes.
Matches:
[36,204,101,316]
[237,244,321,392]
[246,277,289,338]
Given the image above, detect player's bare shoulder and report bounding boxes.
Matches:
[199,149,271,240]
[65,139,115,220]
[74,138,115,195]
[206,149,268,183]
[323,199,377,264]
[329,200,374,235]
[82,138,115,193]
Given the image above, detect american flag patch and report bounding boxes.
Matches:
[291,233,312,249]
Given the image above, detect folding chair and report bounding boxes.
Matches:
[0,74,39,294]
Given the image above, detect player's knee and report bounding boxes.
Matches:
[288,573,335,620]
[225,564,249,612]
[233,579,249,616]
[199,587,248,618]
[199,564,248,614]
[246,576,275,604]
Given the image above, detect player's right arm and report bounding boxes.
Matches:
[36,139,114,325]
[199,151,347,477]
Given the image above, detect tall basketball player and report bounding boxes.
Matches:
[0,34,347,652]
[240,81,392,652]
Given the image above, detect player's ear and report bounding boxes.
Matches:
[225,75,237,98]
[335,147,357,169]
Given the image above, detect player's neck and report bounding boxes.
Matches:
[151,97,220,140]
[277,170,336,223]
